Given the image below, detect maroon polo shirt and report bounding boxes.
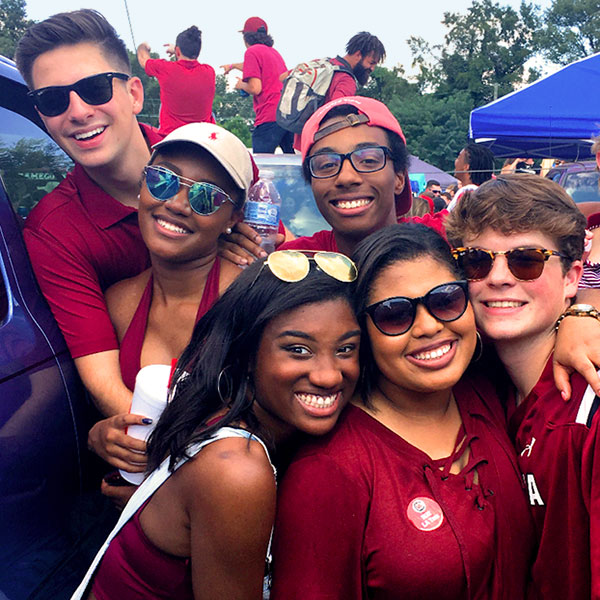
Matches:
[23,123,162,359]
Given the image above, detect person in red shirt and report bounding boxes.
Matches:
[290,32,386,150]
[325,32,386,101]
[15,10,163,418]
[222,17,293,153]
[280,95,445,255]
[137,26,216,134]
[446,174,600,599]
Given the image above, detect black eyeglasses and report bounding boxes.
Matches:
[308,145,391,178]
[452,247,564,281]
[144,165,235,216]
[28,72,130,117]
[365,281,469,336]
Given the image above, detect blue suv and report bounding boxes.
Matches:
[0,56,112,600]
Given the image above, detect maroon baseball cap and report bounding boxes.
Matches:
[240,17,268,33]
[301,96,412,217]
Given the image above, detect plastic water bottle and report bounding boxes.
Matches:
[244,170,281,254]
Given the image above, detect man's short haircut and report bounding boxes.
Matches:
[15,9,131,89]
[301,105,408,181]
[426,179,440,188]
[445,173,586,272]
[242,30,274,47]
[345,32,386,63]
[176,26,202,59]
[463,143,495,186]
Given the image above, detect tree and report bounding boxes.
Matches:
[0,0,33,59]
[129,49,161,127]
[360,65,417,106]
[538,0,600,64]
[391,91,474,173]
[409,0,541,107]
[212,74,254,146]
[356,65,471,173]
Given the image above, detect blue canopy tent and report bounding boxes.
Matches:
[469,53,600,160]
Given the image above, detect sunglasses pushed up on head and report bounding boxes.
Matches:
[144,165,236,216]
[253,250,357,286]
[365,281,469,336]
[28,72,130,117]
[452,247,564,281]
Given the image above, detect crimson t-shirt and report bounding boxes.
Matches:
[272,379,534,600]
[145,59,216,134]
[242,44,287,126]
[279,212,448,253]
[507,356,600,599]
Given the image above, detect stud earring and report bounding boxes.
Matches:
[225,227,232,235]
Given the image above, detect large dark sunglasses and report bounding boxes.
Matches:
[308,145,391,178]
[452,247,564,281]
[28,72,130,117]
[365,281,469,336]
[144,165,235,216]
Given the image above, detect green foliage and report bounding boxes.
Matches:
[0,0,33,59]
[130,49,161,127]
[538,0,600,64]
[390,91,475,173]
[410,0,540,107]
[212,74,254,144]
[360,65,416,105]
[220,116,252,147]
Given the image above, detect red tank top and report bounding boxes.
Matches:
[91,498,192,599]
[119,258,221,390]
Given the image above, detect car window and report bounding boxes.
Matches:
[563,170,600,204]
[266,164,329,237]
[0,106,72,218]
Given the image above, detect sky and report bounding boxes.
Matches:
[24,0,554,79]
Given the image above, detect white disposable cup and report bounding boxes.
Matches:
[119,364,171,485]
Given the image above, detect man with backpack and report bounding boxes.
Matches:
[277,32,386,148]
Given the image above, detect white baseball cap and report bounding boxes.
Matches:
[152,122,254,195]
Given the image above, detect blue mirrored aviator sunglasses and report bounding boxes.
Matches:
[28,72,130,117]
[144,165,235,216]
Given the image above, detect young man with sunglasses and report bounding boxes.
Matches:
[446,174,600,599]
[15,9,163,417]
